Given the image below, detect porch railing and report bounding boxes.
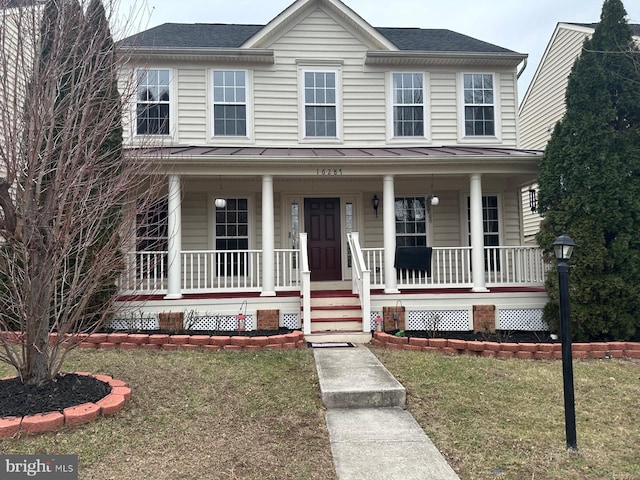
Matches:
[120,248,300,295]
[299,233,311,335]
[347,233,371,333]
[362,245,546,289]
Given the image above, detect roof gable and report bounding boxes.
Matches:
[241,0,396,50]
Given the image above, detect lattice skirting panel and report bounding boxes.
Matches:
[108,314,159,331]
[498,309,547,331]
[282,313,300,330]
[370,311,382,330]
[188,315,255,331]
[108,314,257,331]
[408,310,471,331]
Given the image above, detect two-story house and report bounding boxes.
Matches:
[116,0,548,342]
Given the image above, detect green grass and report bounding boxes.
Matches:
[372,347,640,480]
[0,349,336,480]
[3,347,639,479]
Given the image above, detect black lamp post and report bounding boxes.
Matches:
[553,233,577,452]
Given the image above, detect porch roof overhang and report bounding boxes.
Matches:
[127,145,542,176]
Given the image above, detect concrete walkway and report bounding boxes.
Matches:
[314,346,460,480]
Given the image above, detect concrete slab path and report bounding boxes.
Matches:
[314,346,460,480]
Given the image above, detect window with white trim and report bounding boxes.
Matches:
[395,197,428,247]
[215,198,249,275]
[303,71,337,137]
[467,195,500,269]
[463,73,495,136]
[136,69,170,135]
[392,73,425,137]
[213,70,247,137]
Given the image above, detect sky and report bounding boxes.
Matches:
[114,0,640,103]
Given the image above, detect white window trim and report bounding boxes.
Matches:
[133,67,175,141]
[208,194,254,252]
[394,195,433,247]
[461,192,503,246]
[457,72,502,143]
[298,65,343,143]
[209,69,254,143]
[387,72,430,143]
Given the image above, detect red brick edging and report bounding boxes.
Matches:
[371,332,640,360]
[0,373,130,438]
[66,330,306,352]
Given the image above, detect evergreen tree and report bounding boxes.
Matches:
[537,0,640,341]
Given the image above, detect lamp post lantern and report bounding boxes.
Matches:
[553,233,578,452]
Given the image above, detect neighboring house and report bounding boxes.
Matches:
[116,0,548,342]
[518,22,640,242]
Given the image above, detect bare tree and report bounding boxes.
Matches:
[0,0,163,385]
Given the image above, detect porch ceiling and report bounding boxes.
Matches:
[129,145,542,177]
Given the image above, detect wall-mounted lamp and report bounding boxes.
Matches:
[428,195,439,206]
[529,188,537,213]
[372,194,380,217]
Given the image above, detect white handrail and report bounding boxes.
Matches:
[347,232,371,333]
[299,233,311,335]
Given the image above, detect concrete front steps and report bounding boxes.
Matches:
[304,289,372,344]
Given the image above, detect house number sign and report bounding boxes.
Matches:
[316,168,343,176]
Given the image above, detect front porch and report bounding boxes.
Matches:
[116,233,550,340]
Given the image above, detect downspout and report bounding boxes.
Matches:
[516,57,528,79]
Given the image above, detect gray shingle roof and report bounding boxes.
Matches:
[120,23,517,54]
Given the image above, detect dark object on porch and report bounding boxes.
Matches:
[394,246,432,275]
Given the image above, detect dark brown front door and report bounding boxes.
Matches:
[304,198,341,281]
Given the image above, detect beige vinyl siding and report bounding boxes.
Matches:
[254,7,384,145]
[431,72,459,143]
[431,192,461,247]
[519,26,590,150]
[498,71,519,146]
[502,189,522,245]
[182,192,209,251]
[176,67,208,144]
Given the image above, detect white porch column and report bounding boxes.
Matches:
[383,175,399,293]
[165,174,183,299]
[261,175,276,297]
[469,173,489,292]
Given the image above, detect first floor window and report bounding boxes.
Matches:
[467,195,500,270]
[395,197,427,247]
[213,70,247,136]
[304,71,337,137]
[136,69,170,135]
[136,198,168,278]
[463,73,495,136]
[215,198,249,275]
[392,73,425,137]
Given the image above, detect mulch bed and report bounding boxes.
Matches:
[400,330,557,343]
[0,373,111,418]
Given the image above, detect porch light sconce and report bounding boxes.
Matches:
[428,195,439,206]
[215,198,227,209]
[529,188,537,213]
[372,194,380,217]
[236,300,247,332]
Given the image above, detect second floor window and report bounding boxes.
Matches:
[304,71,337,137]
[463,73,495,137]
[393,73,425,137]
[213,70,247,136]
[136,69,170,135]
